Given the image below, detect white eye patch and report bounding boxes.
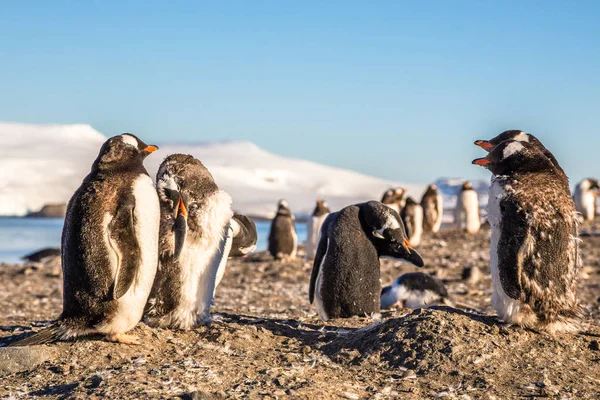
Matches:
[513,131,530,142]
[502,141,525,159]
[120,134,138,148]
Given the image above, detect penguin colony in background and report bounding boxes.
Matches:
[11,128,588,345]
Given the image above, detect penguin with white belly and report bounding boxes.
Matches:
[305,199,331,261]
[573,178,599,222]
[12,134,160,345]
[421,184,443,233]
[381,188,406,214]
[268,200,297,260]
[400,197,423,247]
[454,181,481,233]
[473,140,581,333]
[309,201,424,321]
[145,154,233,329]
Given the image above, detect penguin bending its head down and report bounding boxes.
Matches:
[421,184,443,233]
[454,181,481,234]
[305,199,331,260]
[573,178,599,222]
[309,201,424,321]
[474,129,568,184]
[400,197,423,247]
[473,140,582,333]
[145,154,233,329]
[268,200,297,260]
[12,134,160,346]
[380,272,449,310]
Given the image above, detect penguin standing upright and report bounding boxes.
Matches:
[381,188,406,214]
[473,140,581,333]
[573,178,599,222]
[145,154,233,329]
[475,129,568,185]
[268,200,297,260]
[454,181,481,233]
[305,200,331,260]
[421,184,443,233]
[309,201,424,320]
[13,134,160,345]
[400,197,423,247]
[380,272,449,310]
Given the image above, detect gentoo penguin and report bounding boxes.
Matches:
[380,272,449,309]
[400,197,423,247]
[420,184,443,233]
[474,129,568,184]
[213,212,257,291]
[573,178,599,222]
[13,134,160,345]
[381,188,406,214]
[145,154,233,329]
[268,200,297,260]
[454,181,481,233]
[309,201,424,320]
[305,200,331,260]
[473,140,581,333]
[22,248,61,264]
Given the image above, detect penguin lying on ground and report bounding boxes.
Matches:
[454,181,481,233]
[309,201,424,321]
[473,139,582,333]
[268,200,297,260]
[305,199,331,261]
[421,184,443,233]
[145,154,233,329]
[400,197,423,246]
[380,272,449,309]
[573,178,599,222]
[22,248,61,264]
[12,134,160,345]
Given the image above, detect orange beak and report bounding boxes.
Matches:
[403,238,412,253]
[144,145,159,153]
[472,157,491,166]
[474,140,494,151]
[176,195,187,218]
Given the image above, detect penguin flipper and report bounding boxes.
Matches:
[309,221,330,304]
[109,195,142,300]
[8,325,61,346]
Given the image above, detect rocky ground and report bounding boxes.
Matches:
[1,224,600,399]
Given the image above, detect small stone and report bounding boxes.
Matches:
[0,346,60,377]
[403,369,417,379]
[85,374,103,389]
[589,340,600,351]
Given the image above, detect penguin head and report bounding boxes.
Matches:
[581,178,600,190]
[276,200,293,217]
[472,140,555,176]
[230,213,258,257]
[423,184,438,197]
[474,129,540,152]
[361,201,425,267]
[313,199,331,215]
[381,189,396,204]
[156,154,218,260]
[94,134,158,171]
[404,197,417,206]
[461,181,473,191]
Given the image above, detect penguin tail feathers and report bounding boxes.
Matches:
[8,325,61,347]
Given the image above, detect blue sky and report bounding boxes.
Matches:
[1,1,599,184]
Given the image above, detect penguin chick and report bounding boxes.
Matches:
[474,129,568,184]
[573,178,599,222]
[146,154,233,329]
[400,197,423,247]
[421,184,443,233]
[305,199,331,261]
[309,201,425,320]
[473,140,582,333]
[12,134,160,346]
[454,181,481,233]
[268,200,297,260]
[380,272,449,309]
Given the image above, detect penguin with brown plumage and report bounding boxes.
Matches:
[421,184,443,233]
[12,134,160,346]
[473,139,581,333]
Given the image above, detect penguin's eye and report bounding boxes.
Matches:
[188,203,199,213]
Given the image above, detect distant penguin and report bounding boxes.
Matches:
[268,200,297,260]
[475,129,568,185]
[573,178,599,222]
[381,187,406,214]
[309,201,424,320]
[400,197,423,247]
[473,140,581,333]
[145,154,233,329]
[454,181,481,233]
[22,248,61,264]
[421,184,443,233]
[12,134,160,346]
[380,272,449,309]
[305,200,331,260]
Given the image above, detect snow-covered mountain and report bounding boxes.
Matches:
[0,122,431,218]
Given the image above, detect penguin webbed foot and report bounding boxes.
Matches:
[106,333,140,345]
